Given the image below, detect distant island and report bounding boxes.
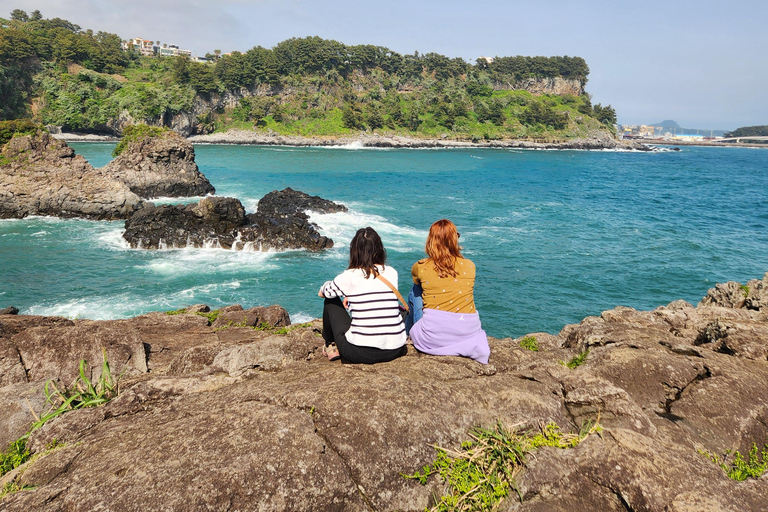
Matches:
[0,10,622,145]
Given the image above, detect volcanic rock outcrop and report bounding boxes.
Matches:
[103,130,215,198]
[2,275,768,510]
[0,132,144,220]
[122,187,346,251]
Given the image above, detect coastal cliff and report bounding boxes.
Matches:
[0,128,218,221]
[103,128,215,198]
[0,132,143,220]
[1,275,767,510]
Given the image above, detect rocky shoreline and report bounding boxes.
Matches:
[53,129,654,151]
[1,274,767,510]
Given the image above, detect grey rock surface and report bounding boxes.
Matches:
[122,189,344,251]
[1,275,767,510]
[103,130,215,198]
[0,132,144,219]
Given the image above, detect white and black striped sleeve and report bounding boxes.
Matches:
[320,278,345,299]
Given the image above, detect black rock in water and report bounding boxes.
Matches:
[0,306,19,315]
[122,189,345,251]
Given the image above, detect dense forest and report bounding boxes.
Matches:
[0,10,617,141]
[724,125,768,138]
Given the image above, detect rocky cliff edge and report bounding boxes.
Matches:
[1,275,768,510]
[0,132,143,220]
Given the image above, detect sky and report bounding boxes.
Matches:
[2,0,766,130]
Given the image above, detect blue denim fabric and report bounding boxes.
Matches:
[404,283,423,335]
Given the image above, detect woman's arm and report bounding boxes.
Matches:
[411,261,421,285]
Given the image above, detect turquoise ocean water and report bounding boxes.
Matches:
[1,143,767,338]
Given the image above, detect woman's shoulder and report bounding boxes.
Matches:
[381,264,398,278]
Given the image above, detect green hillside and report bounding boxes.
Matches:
[1,10,618,141]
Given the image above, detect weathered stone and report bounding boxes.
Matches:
[2,275,768,511]
[122,189,343,251]
[211,305,291,330]
[0,132,144,219]
[0,338,26,386]
[12,320,148,383]
[0,306,19,315]
[0,382,47,448]
[103,130,214,198]
[699,280,749,308]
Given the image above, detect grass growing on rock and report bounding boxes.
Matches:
[404,419,602,511]
[30,349,120,431]
[0,438,30,477]
[0,481,35,499]
[561,349,589,369]
[701,442,768,481]
[519,336,539,351]
[1,350,120,495]
[111,123,169,157]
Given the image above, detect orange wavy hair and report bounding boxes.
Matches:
[425,219,462,278]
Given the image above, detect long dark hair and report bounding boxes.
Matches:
[348,227,387,278]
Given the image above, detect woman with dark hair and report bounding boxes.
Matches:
[405,219,490,364]
[318,227,408,364]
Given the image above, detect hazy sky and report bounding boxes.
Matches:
[2,0,765,130]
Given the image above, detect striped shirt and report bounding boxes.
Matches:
[320,265,407,350]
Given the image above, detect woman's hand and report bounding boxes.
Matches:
[318,288,324,298]
[343,297,349,309]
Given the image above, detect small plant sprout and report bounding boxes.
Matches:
[519,335,539,351]
[560,349,589,369]
[700,442,768,481]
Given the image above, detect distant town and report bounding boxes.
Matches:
[618,122,727,142]
[122,37,208,63]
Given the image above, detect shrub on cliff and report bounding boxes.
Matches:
[0,119,41,147]
[112,124,169,157]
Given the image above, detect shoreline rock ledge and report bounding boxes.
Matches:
[1,274,768,510]
[103,130,215,199]
[122,187,346,251]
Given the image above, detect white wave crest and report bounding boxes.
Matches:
[308,208,426,253]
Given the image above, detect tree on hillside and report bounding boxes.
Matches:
[724,125,768,138]
[10,9,28,22]
[592,103,617,126]
[342,103,364,130]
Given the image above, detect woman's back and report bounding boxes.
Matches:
[411,257,476,314]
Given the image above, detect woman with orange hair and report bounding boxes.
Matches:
[405,219,490,364]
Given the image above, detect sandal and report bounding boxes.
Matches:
[322,343,341,361]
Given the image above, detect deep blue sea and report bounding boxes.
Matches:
[2,143,767,338]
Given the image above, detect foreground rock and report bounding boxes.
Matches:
[103,129,215,198]
[0,132,144,220]
[122,188,345,251]
[2,275,768,510]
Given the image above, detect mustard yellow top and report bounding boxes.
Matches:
[411,257,476,314]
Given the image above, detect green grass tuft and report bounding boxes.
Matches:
[403,419,601,511]
[519,336,539,351]
[0,438,30,477]
[195,309,221,324]
[701,442,768,481]
[740,284,750,298]
[561,349,589,369]
[0,481,35,499]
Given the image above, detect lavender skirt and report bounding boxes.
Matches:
[409,308,490,364]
